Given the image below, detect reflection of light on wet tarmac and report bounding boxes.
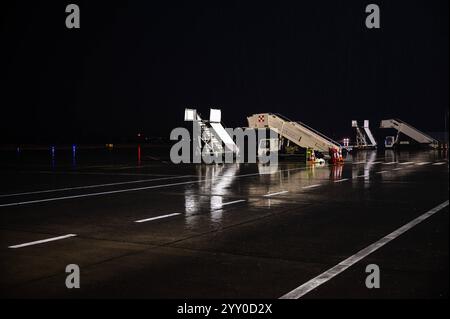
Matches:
[363,151,376,183]
[353,150,432,186]
[209,165,239,214]
[384,150,396,163]
[330,165,343,180]
[351,151,377,186]
[258,164,279,175]
[184,189,200,228]
[184,190,199,215]
[210,195,223,210]
[184,150,446,224]
[210,209,223,224]
[251,163,334,207]
[375,151,442,181]
[184,164,239,226]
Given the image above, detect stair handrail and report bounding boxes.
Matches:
[273,113,342,148]
[392,118,438,143]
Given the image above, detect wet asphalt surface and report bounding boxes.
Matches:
[0,147,448,298]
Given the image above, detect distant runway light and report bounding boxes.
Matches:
[51,146,56,168]
[137,145,141,165]
[72,144,77,167]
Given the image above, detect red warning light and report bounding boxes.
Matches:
[137,145,141,165]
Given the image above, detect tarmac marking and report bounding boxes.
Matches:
[368,161,382,164]
[432,162,446,166]
[135,213,181,223]
[355,174,369,178]
[221,200,246,206]
[37,171,190,177]
[415,162,431,166]
[393,168,403,171]
[352,161,366,165]
[333,179,349,183]
[111,165,160,170]
[382,162,397,165]
[264,191,289,197]
[0,180,207,208]
[376,171,388,174]
[279,200,449,299]
[0,175,195,198]
[0,167,309,208]
[8,234,77,249]
[399,162,415,165]
[302,184,321,189]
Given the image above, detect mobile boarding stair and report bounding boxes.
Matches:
[380,119,439,149]
[247,113,343,164]
[185,108,239,161]
[348,120,377,151]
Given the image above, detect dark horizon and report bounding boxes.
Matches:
[2,0,449,144]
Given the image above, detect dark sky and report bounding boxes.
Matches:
[1,0,448,143]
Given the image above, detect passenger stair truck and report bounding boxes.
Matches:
[247,113,343,164]
[184,108,239,162]
[380,119,439,149]
[351,120,377,150]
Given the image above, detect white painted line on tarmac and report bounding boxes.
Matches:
[355,174,369,178]
[113,165,159,170]
[0,167,310,208]
[0,175,195,198]
[0,180,206,208]
[302,184,321,189]
[8,234,77,249]
[368,161,382,164]
[221,199,246,206]
[334,179,349,183]
[382,162,397,165]
[264,191,289,197]
[393,167,403,171]
[415,162,431,166]
[37,171,189,177]
[135,213,181,223]
[280,200,449,299]
[399,162,415,165]
[432,162,447,166]
[376,171,388,174]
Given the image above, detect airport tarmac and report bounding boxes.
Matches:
[0,147,448,298]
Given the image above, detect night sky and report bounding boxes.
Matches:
[1,0,449,144]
